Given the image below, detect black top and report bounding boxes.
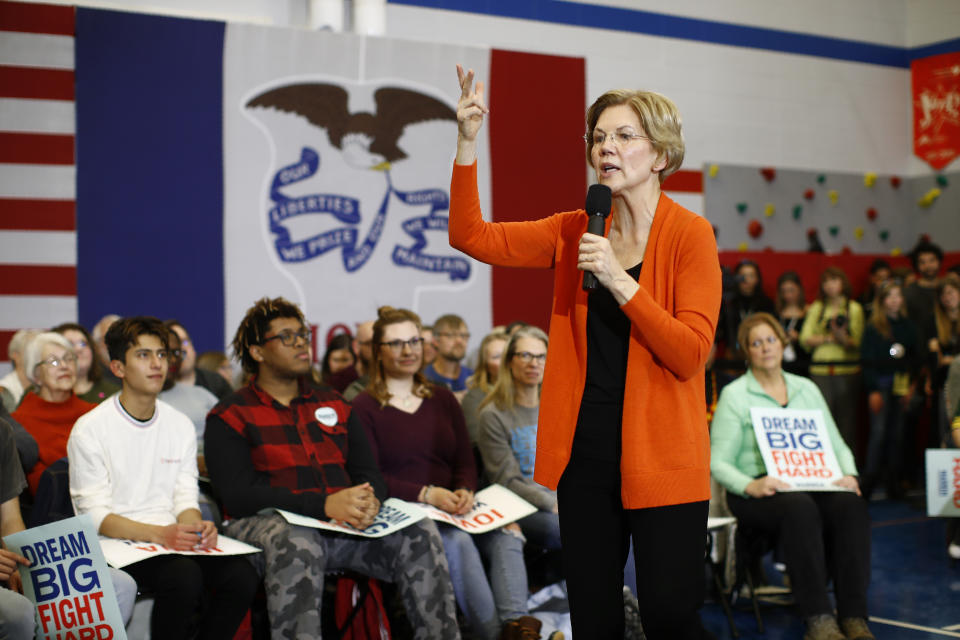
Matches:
[573,262,642,462]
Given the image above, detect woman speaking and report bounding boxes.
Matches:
[450,65,721,639]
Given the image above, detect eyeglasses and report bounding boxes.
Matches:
[513,351,546,364]
[435,331,471,341]
[380,337,424,353]
[39,353,78,368]
[748,335,781,349]
[584,127,649,148]
[262,329,312,347]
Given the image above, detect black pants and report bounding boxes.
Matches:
[726,490,870,618]
[557,446,710,640]
[125,554,260,639]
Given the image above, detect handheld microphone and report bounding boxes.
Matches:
[582,184,612,291]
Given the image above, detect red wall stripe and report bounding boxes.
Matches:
[0,1,74,36]
[489,49,586,331]
[662,169,703,193]
[0,265,76,295]
[0,66,74,100]
[0,132,74,164]
[0,198,75,230]
[0,330,13,362]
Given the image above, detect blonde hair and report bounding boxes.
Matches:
[934,273,960,346]
[466,330,509,392]
[480,325,548,412]
[366,306,434,408]
[584,89,685,184]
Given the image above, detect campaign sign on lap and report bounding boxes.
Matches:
[419,484,536,534]
[925,449,960,517]
[98,535,260,569]
[750,408,846,491]
[270,497,426,538]
[3,515,127,640]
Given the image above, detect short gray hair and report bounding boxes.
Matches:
[24,332,75,384]
[7,329,40,358]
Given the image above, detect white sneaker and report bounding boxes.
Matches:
[948,542,960,560]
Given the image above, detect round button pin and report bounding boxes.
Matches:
[315,406,338,426]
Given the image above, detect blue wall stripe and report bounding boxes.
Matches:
[75,8,225,352]
[390,0,959,69]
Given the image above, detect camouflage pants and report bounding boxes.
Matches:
[225,513,461,640]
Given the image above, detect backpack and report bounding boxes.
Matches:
[334,575,392,640]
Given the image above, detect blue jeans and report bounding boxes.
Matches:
[438,524,528,640]
[518,509,562,550]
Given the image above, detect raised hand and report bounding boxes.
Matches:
[456,63,488,142]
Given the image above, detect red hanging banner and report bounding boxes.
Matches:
[912,52,960,170]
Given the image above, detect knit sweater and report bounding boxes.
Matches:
[13,391,95,495]
[449,161,722,509]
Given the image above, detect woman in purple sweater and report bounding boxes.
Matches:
[352,306,543,640]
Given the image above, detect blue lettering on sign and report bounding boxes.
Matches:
[267,147,469,280]
[30,558,101,603]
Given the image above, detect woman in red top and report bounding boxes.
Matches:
[451,65,721,639]
[13,332,95,495]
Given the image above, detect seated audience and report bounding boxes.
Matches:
[53,322,120,404]
[342,319,375,401]
[477,325,559,552]
[159,327,218,474]
[711,313,872,640]
[775,271,810,376]
[0,403,37,476]
[462,329,508,443]
[68,316,258,639]
[197,350,235,388]
[91,314,121,385]
[0,329,39,411]
[0,419,138,635]
[167,319,233,400]
[860,281,920,500]
[205,297,460,639]
[352,307,542,640]
[799,266,864,451]
[13,332,95,495]
[421,324,438,367]
[320,332,359,393]
[425,313,474,398]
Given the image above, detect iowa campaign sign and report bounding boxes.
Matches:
[925,449,960,517]
[98,535,260,569]
[3,515,126,640]
[418,484,536,534]
[750,408,847,491]
[269,497,426,538]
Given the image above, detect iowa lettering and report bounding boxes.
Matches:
[133,543,223,553]
[436,503,505,529]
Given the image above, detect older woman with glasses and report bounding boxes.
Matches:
[352,306,548,640]
[710,313,872,640]
[12,332,96,495]
[451,66,721,638]
[52,322,120,404]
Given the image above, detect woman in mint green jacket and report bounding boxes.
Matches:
[711,313,873,640]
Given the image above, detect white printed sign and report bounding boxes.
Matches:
[3,515,128,640]
[419,484,536,534]
[271,497,426,538]
[750,408,847,491]
[925,449,960,517]
[98,535,260,569]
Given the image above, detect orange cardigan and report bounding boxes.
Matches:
[449,162,722,509]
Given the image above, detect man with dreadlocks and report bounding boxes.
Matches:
[204,297,461,639]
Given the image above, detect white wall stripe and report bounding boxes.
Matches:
[0,231,77,266]
[0,98,76,135]
[0,164,76,199]
[0,31,75,70]
[0,295,77,328]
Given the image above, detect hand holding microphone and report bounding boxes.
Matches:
[580,184,612,291]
